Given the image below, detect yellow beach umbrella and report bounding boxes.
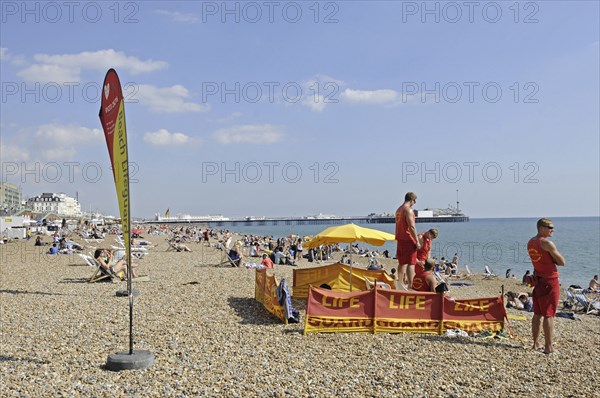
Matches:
[304,223,395,249]
[304,223,396,291]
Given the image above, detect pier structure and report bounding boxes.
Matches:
[146,215,469,227]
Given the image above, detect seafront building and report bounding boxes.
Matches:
[25,193,82,218]
[0,182,23,215]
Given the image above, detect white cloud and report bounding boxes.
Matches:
[0,143,31,162]
[0,48,25,65]
[137,84,209,113]
[17,49,168,83]
[156,10,199,23]
[303,95,327,112]
[297,74,345,112]
[32,124,103,161]
[17,63,80,84]
[40,147,78,161]
[341,88,398,104]
[34,123,103,146]
[143,129,194,146]
[34,49,167,74]
[213,124,284,144]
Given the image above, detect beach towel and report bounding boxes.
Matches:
[555,312,581,321]
[276,278,300,323]
[450,282,474,287]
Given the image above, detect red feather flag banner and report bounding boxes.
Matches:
[99,68,134,353]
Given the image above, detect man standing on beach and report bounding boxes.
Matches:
[527,218,565,355]
[395,192,421,289]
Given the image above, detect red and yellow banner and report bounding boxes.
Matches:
[442,296,505,333]
[255,269,287,324]
[293,263,396,298]
[304,287,374,333]
[99,69,131,269]
[305,287,505,334]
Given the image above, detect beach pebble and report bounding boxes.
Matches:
[1,235,598,397]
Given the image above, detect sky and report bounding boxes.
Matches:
[1,1,599,219]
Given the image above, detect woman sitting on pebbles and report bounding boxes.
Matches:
[94,248,139,279]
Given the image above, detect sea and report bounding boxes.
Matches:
[217,217,600,289]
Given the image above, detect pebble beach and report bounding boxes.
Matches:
[1,234,599,398]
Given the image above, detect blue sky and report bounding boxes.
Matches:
[1,1,598,218]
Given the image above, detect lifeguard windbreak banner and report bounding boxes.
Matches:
[442,296,505,333]
[304,287,374,333]
[99,69,131,271]
[255,269,287,324]
[293,263,396,298]
[305,287,505,334]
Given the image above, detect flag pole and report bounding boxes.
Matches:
[100,68,153,371]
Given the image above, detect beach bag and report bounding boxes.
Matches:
[436,282,449,293]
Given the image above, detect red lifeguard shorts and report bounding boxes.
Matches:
[532,277,560,317]
[396,240,417,265]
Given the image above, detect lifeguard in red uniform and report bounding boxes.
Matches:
[412,259,437,292]
[395,192,421,289]
[415,228,438,275]
[527,218,565,355]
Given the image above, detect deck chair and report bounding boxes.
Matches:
[364,276,391,290]
[463,265,474,278]
[563,289,581,311]
[573,291,600,314]
[166,240,185,252]
[79,254,119,283]
[83,238,104,244]
[111,245,148,260]
[483,266,498,279]
[215,249,241,267]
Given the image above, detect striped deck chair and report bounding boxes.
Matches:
[573,291,600,314]
[78,253,118,283]
[563,289,579,310]
[111,246,148,260]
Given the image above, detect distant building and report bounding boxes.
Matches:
[25,193,82,218]
[0,182,22,215]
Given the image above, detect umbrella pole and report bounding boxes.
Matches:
[349,251,353,292]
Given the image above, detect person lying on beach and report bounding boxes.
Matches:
[132,238,155,247]
[519,294,534,312]
[172,239,192,252]
[505,291,532,310]
[94,248,139,278]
